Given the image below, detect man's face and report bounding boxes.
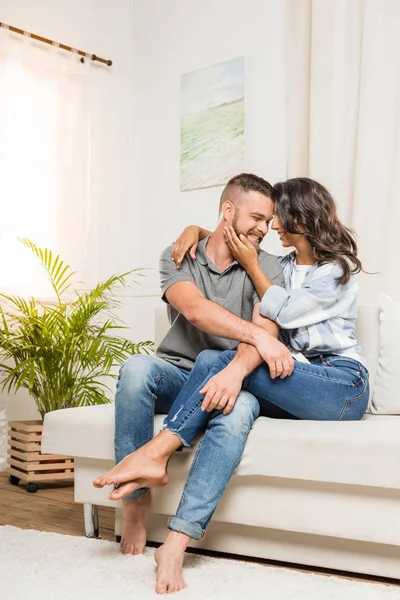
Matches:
[229,191,274,250]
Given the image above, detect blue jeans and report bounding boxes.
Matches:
[114,355,190,498]
[114,354,260,540]
[163,349,370,538]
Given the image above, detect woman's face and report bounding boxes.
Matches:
[271,212,304,248]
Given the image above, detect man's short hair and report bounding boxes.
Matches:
[219,173,273,213]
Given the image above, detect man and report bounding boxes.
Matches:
[94,173,293,594]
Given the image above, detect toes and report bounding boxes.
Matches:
[109,481,139,500]
[156,577,185,595]
[93,474,112,488]
[106,472,124,485]
[92,477,106,488]
[109,488,125,501]
[156,582,167,595]
[120,542,145,555]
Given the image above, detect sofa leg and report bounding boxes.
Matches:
[83,503,99,538]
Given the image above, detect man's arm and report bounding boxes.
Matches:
[165,281,261,347]
[227,303,290,379]
[199,304,293,414]
[166,282,293,380]
[161,244,260,346]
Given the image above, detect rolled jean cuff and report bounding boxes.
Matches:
[162,426,191,448]
[168,516,205,540]
[115,484,148,502]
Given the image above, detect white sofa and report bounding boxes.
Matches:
[41,306,400,580]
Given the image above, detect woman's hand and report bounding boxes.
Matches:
[171,226,202,269]
[200,364,245,414]
[224,226,259,271]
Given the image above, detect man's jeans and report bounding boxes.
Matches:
[115,355,190,498]
[114,354,259,540]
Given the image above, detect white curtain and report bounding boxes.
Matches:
[284,0,400,303]
[0,26,93,466]
[0,26,93,299]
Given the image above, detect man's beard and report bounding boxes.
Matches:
[232,213,263,250]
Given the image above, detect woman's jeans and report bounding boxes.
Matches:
[114,354,259,540]
[162,349,369,539]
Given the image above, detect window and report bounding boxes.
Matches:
[0,40,91,300]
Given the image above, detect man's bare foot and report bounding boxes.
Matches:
[93,431,182,491]
[154,531,190,594]
[120,493,150,555]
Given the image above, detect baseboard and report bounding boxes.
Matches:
[114,511,400,580]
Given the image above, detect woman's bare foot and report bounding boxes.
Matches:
[109,475,168,501]
[120,493,150,555]
[154,531,190,594]
[92,431,182,491]
[92,447,165,489]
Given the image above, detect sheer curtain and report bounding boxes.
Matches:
[284,0,400,303]
[0,25,93,299]
[0,26,93,466]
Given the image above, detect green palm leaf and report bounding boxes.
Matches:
[0,239,154,418]
[20,238,76,302]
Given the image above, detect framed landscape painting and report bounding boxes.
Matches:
[180,57,245,191]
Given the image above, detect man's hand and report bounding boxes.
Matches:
[200,364,245,414]
[254,330,294,379]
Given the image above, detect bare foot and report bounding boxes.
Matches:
[92,447,167,491]
[109,476,168,501]
[120,493,150,555]
[154,531,190,594]
[93,432,181,491]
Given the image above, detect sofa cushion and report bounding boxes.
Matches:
[370,294,400,414]
[42,404,400,490]
[354,305,378,411]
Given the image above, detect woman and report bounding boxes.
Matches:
[97,177,369,490]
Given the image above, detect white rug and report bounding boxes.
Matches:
[1,526,399,600]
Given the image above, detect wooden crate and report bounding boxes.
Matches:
[8,420,74,484]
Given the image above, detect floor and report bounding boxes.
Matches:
[1,469,399,588]
[0,470,114,540]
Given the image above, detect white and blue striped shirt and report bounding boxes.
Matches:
[259,253,366,367]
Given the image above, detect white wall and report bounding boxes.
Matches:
[127,0,288,341]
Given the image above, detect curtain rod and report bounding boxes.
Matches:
[0,21,112,66]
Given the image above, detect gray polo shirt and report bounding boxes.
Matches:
[156,236,284,370]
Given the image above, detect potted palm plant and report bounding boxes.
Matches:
[0,238,153,492]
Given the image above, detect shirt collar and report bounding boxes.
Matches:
[197,235,239,271]
[196,236,210,266]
